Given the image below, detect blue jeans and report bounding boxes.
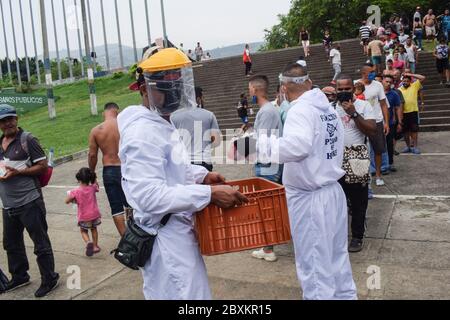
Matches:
[370,147,390,175]
[414,30,423,49]
[254,163,283,184]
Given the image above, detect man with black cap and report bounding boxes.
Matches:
[0,105,59,298]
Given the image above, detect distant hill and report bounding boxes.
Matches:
[206,42,265,59]
[48,41,266,70]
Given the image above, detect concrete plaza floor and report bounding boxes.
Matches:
[1,132,450,300]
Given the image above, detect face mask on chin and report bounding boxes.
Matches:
[368,72,377,82]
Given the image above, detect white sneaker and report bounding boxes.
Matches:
[251,248,278,262]
[376,178,385,187]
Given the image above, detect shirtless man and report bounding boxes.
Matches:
[89,103,129,236]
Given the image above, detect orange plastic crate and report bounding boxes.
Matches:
[195,178,292,256]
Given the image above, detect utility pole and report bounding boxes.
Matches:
[86,0,96,71]
[80,0,97,115]
[74,0,85,77]
[9,0,22,86]
[0,0,12,82]
[50,0,62,81]
[18,0,31,83]
[144,0,151,46]
[160,0,168,48]
[100,0,110,72]
[40,0,56,119]
[29,0,42,84]
[114,0,124,69]
[62,0,74,80]
[129,0,138,62]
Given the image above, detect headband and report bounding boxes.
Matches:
[279,74,310,84]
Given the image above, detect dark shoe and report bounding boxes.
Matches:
[394,151,400,156]
[349,238,364,253]
[5,277,31,293]
[381,170,390,176]
[34,274,60,298]
[86,242,94,257]
[390,165,397,172]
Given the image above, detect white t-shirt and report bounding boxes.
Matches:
[329,49,341,65]
[398,34,409,45]
[359,80,386,123]
[336,99,376,147]
[405,45,416,62]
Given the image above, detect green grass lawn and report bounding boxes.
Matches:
[19,74,141,158]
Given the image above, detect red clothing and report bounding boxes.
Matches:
[69,184,101,223]
[243,50,251,63]
[393,60,405,70]
[355,94,366,101]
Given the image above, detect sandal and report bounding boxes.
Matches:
[86,242,94,257]
[93,247,101,254]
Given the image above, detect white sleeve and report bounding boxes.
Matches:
[121,139,212,218]
[190,164,209,184]
[257,111,314,164]
[378,83,387,101]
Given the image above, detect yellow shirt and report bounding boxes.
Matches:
[399,81,422,114]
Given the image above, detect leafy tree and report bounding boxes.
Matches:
[263,0,450,50]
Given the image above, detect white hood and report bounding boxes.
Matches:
[118,105,211,233]
[261,88,345,192]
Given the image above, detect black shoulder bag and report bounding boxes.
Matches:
[112,214,172,271]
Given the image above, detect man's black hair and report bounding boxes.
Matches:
[282,63,308,77]
[383,74,394,80]
[363,62,374,68]
[249,75,270,93]
[104,102,119,111]
[335,74,354,85]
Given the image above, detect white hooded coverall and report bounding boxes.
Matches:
[118,106,212,300]
[258,89,357,300]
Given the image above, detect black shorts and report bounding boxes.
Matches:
[437,59,449,73]
[403,112,420,133]
[103,166,130,217]
[369,122,387,154]
[362,38,370,46]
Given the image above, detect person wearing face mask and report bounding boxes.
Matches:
[333,74,377,253]
[399,72,426,155]
[257,64,357,300]
[118,48,248,300]
[249,75,283,263]
[358,64,390,188]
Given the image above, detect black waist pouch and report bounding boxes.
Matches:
[112,215,172,271]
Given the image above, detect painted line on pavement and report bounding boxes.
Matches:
[400,153,450,156]
[47,185,105,190]
[374,195,450,200]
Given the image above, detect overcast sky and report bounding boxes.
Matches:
[0,0,292,60]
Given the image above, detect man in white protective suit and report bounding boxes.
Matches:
[257,63,357,300]
[118,48,248,300]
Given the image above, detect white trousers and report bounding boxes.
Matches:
[141,216,212,300]
[287,182,357,300]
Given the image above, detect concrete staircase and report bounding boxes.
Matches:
[193,39,450,133]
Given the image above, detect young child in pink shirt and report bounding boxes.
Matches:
[65,168,101,257]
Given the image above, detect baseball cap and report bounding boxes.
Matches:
[0,104,17,120]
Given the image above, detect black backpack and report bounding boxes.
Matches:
[0,268,9,294]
